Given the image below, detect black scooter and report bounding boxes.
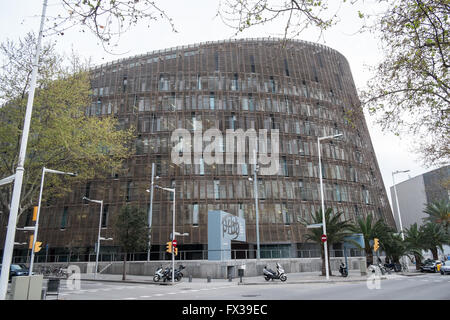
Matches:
[339,261,348,277]
[263,263,287,282]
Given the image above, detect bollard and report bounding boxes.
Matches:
[207,276,211,283]
[189,275,192,282]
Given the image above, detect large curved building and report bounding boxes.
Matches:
[12,38,395,261]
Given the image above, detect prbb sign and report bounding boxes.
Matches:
[208,210,246,261]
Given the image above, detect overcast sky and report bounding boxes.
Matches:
[0,0,441,208]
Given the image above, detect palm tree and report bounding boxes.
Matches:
[381,232,406,264]
[404,223,426,270]
[423,200,450,235]
[422,222,448,260]
[349,214,393,265]
[301,208,353,276]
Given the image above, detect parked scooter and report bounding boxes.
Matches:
[339,261,348,277]
[263,263,287,282]
[153,265,166,282]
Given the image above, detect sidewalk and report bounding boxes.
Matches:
[79,270,412,285]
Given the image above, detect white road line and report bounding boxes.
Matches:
[154,293,164,296]
[124,297,137,300]
[140,295,151,298]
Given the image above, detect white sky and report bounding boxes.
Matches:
[0,0,440,207]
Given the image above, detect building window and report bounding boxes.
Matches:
[214,179,220,199]
[85,182,91,199]
[269,76,275,93]
[282,203,290,225]
[61,206,68,229]
[335,184,342,202]
[232,73,238,91]
[102,204,108,228]
[193,203,199,226]
[122,76,127,92]
[284,58,290,76]
[126,181,132,202]
[250,55,256,73]
[214,52,219,71]
[209,92,215,110]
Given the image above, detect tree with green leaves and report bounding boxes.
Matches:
[301,208,353,276]
[404,223,427,270]
[423,199,450,235]
[349,214,393,266]
[381,232,407,264]
[217,0,449,165]
[422,222,448,260]
[114,205,148,280]
[0,33,134,219]
[363,0,449,166]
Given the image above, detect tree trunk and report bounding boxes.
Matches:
[414,254,422,270]
[122,252,127,281]
[431,247,439,260]
[366,248,374,266]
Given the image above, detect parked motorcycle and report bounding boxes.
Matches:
[161,264,186,282]
[263,263,287,282]
[153,265,166,282]
[339,261,348,277]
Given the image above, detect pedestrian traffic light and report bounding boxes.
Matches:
[34,241,42,253]
[174,247,178,256]
[166,241,172,253]
[374,238,380,252]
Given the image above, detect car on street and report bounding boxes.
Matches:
[0,263,31,281]
[420,259,442,273]
[440,260,450,275]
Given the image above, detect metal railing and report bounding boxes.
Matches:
[13,248,364,264]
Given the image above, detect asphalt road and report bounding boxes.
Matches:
[50,272,450,300]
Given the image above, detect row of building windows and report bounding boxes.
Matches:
[35,199,385,232]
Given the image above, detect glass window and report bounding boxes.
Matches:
[214,179,220,199]
[102,204,108,228]
[61,206,68,229]
[193,203,199,226]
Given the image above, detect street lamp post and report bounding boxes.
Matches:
[83,196,105,279]
[392,170,410,240]
[150,185,176,284]
[29,167,76,275]
[247,149,261,260]
[392,170,410,272]
[318,133,343,280]
[147,163,155,261]
[0,0,48,300]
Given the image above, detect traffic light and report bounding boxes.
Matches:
[29,234,34,250]
[34,241,42,253]
[32,206,38,222]
[374,238,380,252]
[166,241,173,253]
[174,247,178,256]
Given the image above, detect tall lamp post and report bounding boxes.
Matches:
[29,167,77,275]
[148,184,176,284]
[0,0,48,300]
[83,196,110,279]
[392,170,410,271]
[147,163,155,261]
[391,170,410,240]
[318,133,343,280]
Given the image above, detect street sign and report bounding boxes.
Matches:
[172,239,177,248]
[321,234,327,242]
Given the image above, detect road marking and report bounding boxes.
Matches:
[124,297,137,300]
[154,293,164,296]
[140,295,151,298]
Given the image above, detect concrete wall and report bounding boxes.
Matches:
[36,256,367,279]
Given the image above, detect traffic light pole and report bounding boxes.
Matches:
[29,167,46,275]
